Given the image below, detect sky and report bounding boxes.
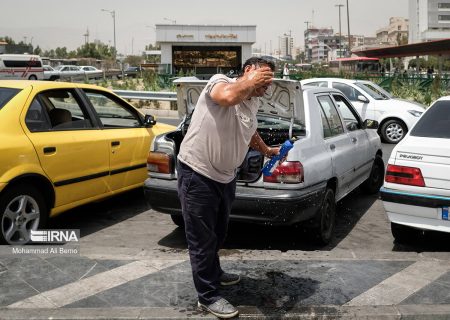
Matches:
[1,0,408,55]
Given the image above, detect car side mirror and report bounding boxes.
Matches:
[144,114,156,127]
[363,119,379,130]
[358,95,369,103]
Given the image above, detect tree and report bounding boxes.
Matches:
[0,36,15,44]
[124,55,143,67]
[33,46,42,55]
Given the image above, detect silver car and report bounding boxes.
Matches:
[145,78,384,244]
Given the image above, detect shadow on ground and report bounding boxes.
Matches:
[48,188,150,238]
[158,188,378,252]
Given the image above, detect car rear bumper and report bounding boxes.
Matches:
[380,187,450,233]
[144,178,326,226]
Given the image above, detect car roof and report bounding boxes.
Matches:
[0,80,112,92]
[301,78,358,84]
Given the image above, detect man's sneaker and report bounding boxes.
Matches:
[220,272,241,286]
[198,298,238,318]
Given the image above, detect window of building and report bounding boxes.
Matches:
[438,15,450,21]
[438,3,450,9]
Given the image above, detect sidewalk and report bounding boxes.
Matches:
[1,250,450,319]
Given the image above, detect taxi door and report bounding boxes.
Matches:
[81,89,150,192]
[22,89,110,209]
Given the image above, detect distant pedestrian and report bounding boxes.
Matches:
[282,63,290,79]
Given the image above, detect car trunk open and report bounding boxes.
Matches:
[158,78,306,183]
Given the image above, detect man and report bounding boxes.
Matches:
[177,57,278,318]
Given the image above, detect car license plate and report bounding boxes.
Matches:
[443,207,449,220]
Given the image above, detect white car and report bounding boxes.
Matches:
[79,66,103,79]
[42,65,60,81]
[144,78,384,244]
[301,78,426,144]
[380,96,450,243]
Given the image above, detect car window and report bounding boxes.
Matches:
[83,90,142,128]
[355,82,391,100]
[331,82,363,102]
[317,95,344,138]
[0,88,20,110]
[332,94,361,131]
[25,99,51,132]
[304,81,328,88]
[410,100,450,138]
[36,89,93,130]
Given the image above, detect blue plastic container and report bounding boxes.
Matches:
[261,138,296,176]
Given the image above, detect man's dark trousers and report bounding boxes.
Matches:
[177,161,236,305]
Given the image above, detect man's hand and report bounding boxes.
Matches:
[243,65,274,90]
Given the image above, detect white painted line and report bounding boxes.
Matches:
[7,259,182,309]
[346,260,450,306]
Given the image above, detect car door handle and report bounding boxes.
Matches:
[111,141,120,147]
[351,137,357,143]
[329,144,336,151]
[43,147,56,154]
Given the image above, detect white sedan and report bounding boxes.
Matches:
[301,78,426,144]
[380,96,450,243]
[79,66,103,79]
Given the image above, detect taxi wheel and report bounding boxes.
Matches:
[362,155,385,194]
[170,214,185,228]
[0,185,48,245]
[312,188,336,245]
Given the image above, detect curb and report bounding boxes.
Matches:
[2,305,450,320]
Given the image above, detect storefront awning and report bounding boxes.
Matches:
[352,38,450,58]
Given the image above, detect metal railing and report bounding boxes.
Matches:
[114,90,177,101]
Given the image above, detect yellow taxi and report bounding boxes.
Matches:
[0,80,174,244]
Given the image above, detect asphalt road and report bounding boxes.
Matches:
[1,139,450,319]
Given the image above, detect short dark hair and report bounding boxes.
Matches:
[239,57,275,77]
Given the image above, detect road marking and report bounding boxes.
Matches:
[7,259,182,309]
[346,260,450,306]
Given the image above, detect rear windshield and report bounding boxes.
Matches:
[410,101,450,139]
[0,88,20,110]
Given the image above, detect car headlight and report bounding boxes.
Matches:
[407,110,423,117]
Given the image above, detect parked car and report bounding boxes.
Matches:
[123,66,142,78]
[79,66,103,79]
[43,65,60,81]
[380,96,450,243]
[54,65,85,79]
[301,78,426,144]
[0,80,174,245]
[144,78,384,244]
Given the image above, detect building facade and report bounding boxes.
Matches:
[155,24,255,75]
[279,33,294,59]
[376,17,409,45]
[409,0,450,43]
[304,27,347,62]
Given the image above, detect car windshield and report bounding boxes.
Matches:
[0,88,20,110]
[355,82,392,100]
[410,101,450,139]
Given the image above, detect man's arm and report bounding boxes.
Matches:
[210,66,273,107]
[249,131,279,157]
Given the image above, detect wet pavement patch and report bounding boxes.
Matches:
[63,259,412,310]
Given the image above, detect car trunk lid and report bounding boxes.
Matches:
[394,136,450,190]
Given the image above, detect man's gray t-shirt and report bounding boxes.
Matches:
[178,74,259,184]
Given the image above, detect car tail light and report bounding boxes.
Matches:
[263,161,304,184]
[147,151,173,174]
[385,164,425,187]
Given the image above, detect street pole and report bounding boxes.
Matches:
[335,4,344,58]
[346,0,351,55]
[101,9,116,61]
